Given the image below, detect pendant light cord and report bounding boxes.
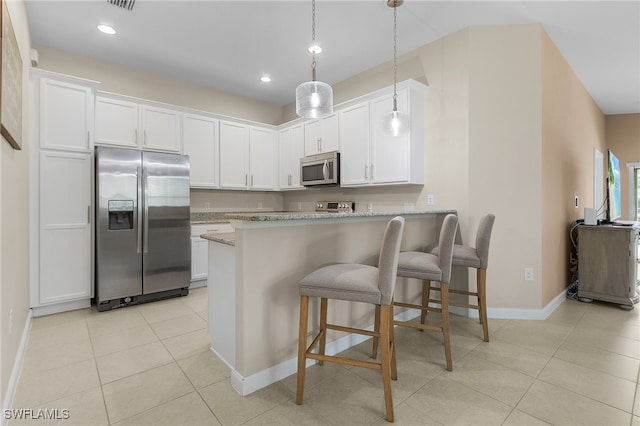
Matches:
[311,0,317,81]
[392,0,398,112]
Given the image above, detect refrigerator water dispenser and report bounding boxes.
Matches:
[108,200,134,230]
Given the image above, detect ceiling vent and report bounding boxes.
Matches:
[107,0,135,11]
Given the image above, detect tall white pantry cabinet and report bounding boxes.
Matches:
[29,69,98,315]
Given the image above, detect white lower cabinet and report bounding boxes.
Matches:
[191,238,209,283]
[39,151,92,304]
[190,223,234,285]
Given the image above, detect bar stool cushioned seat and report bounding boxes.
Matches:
[296,216,405,423]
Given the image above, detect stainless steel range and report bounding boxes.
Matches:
[315,201,355,213]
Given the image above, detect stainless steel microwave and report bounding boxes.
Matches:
[300,151,340,187]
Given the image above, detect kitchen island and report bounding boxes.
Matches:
[202,209,459,395]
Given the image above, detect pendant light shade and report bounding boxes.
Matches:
[383,0,407,137]
[296,81,333,118]
[296,0,333,118]
[383,109,409,137]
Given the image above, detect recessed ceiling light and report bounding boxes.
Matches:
[308,44,322,54]
[97,24,117,35]
[259,75,272,83]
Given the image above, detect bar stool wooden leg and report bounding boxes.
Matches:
[420,280,431,326]
[440,282,452,371]
[371,305,380,359]
[389,301,398,381]
[478,269,489,342]
[296,295,309,404]
[318,298,328,364]
[379,304,394,422]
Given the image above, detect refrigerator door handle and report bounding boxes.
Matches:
[136,166,143,254]
[143,166,150,254]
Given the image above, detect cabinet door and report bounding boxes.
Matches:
[278,124,304,189]
[320,113,339,153]
[183,114,218,188]
[95,96,139,148]
[40,78,94,152]
[249,127,276,190]
[141,105,181,152]
[39,151,92,304]
[304,113,339,156]
[339,103,370,186]
[370,88,410,184]
[304,119,321,156]
[191,237,209,281]
[219,121,249,189]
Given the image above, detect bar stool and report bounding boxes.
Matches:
[295,216,405,422]
[426,214,495,342]
[392,214,458,371]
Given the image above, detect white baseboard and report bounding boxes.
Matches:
[485,289,567,320]
[31,299,90,317]
[222,292,569,396]
[1,310,32,426]
[225,308,422,396]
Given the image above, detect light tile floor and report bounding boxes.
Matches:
[8,287,640,425]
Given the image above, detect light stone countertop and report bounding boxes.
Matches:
[201,232,235,246]
[224,209,456,222]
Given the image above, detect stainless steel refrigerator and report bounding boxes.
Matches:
[95,146,191,311]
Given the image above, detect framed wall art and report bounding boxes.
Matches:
[1,0,22,150]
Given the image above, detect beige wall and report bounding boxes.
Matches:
[1,0,31,408]
[34,45,284,126]
[468,25,544,309]
[541,30,607,305]
[606,114,640,219]
[191,189,284,212]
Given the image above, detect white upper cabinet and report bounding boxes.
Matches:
[219,121,276,190]
[340,81,426,187]
[95,94,182,152]
[95,96,139,148]
[303,113,339,156]
[219,120,249,189]
[141,105,181,152]
[248,127,276,190]
[183,113,218,188]
[339,103,370,186]
[278,124,304,190]
[38,76,96,152]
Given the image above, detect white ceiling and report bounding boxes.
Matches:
[25,0,640,115]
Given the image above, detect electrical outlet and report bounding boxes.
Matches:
[297,202,302,210]
[404,202,414,211]
[427,194,434,206]
[257,202,263,209]
[367,203,373,212]
[205,202,211,211]
[574,195,579,209]
[524,268,534,281]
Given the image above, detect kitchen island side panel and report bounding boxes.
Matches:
[233,214,444,378]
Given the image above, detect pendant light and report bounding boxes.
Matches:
[384,0,408,137]
[296,0,333,118]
